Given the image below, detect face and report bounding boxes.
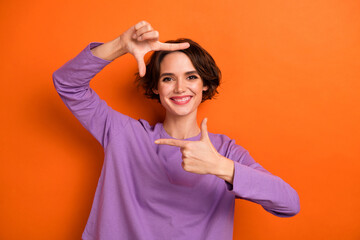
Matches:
[153,51,208,118]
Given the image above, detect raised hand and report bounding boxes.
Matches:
[155,118,235,183]
[120,21,190,77]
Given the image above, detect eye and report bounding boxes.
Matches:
[187,75,198,80]
[162,77,172,82]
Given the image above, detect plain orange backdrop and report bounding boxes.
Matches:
[1,0,360,239]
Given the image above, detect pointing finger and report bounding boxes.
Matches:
[155,138,188,147]
[157,42,190,51]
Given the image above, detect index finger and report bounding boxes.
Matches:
[157,42,190,51]
[154,138,188,147]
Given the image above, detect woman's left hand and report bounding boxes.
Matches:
[155,118,235,183]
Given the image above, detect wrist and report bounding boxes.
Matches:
[111,36,127,58]
[214,156,235,184]
[90,36,127,61]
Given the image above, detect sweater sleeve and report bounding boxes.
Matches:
[52,42,130,148]
[225,141,300,218]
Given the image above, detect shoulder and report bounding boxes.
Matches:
[208,132,231,146]
[138,119,160,132]
[134,118,163,137]
[108,115,162,144]
[208,132,249,163]
[109,112,160,137]
[208,132,245,150]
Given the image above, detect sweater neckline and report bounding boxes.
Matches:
[159,123,201,141]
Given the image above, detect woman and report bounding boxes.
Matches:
[53,21,300,240]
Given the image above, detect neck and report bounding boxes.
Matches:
[163,111,200,139]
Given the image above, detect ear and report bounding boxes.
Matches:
[152,88,159,94]
[202,85,209,91]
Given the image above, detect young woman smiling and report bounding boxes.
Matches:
[53,21,300,240]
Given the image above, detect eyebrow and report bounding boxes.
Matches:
[160,71,198,78]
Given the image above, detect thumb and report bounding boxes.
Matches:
[134,53,146,77]
[200,118,210,141]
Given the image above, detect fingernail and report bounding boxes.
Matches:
[154,140,160,144]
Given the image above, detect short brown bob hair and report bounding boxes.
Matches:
[136,38,221,102]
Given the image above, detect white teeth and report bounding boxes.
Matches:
[172,96,191,102]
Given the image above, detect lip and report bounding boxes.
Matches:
[169,95,193,105]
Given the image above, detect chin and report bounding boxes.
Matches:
[165,104,198,117]
[167,109,195,117]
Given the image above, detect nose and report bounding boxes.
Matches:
[174,78,186,93]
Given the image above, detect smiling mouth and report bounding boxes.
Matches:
[170,96,192,105]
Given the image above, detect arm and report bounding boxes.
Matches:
[155,118,300,217]
[52,42,115,147]
[90,21,190,75]
[90,37,126,61]
[199,138,300,217]
[225,143,300,218]
[53,21,190,147]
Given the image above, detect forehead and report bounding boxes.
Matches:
[160,51,196,73]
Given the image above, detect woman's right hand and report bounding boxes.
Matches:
[118,21,190,77]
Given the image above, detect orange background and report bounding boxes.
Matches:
[1,0,360,239]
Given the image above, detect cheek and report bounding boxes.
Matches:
[192,82,206,94]
[157,84,172,99]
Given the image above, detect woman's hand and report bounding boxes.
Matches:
[155,118,235,184]
[91,21,190,76]
[119,21,190,77]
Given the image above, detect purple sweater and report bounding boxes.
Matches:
[53,43,300,240]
